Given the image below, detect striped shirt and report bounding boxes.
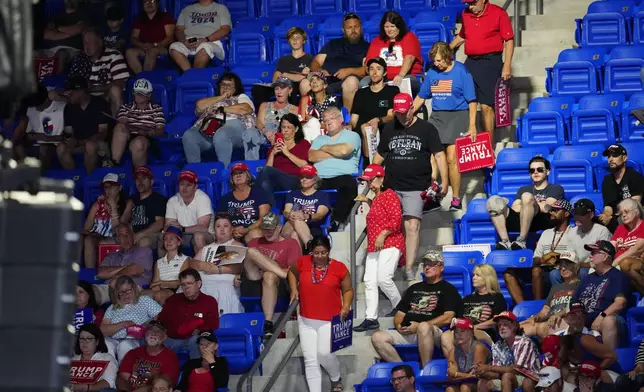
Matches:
[637,340,644,365]
[156,254,189,282]
[69,48,129,92]
[492,335,542,373]
[117,103,166,130]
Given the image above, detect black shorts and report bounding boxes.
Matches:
[240,276,290,298]
[465,53,503,107]
[506,208,553,233]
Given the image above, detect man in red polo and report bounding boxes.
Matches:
[450,0,514,143]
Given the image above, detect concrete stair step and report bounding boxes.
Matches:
[511,13,580,31]
[498,0,592,16]
[229,372,369,392]
[510,46,564,77]
[521,29,577,47]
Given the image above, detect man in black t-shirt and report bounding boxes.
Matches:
[486,156,565,250]
[373,93,448,280]
[56,76,111,174]
[305,13,369,111]
[131,166,167,248]
[599,144,644,232]
[350,57,399,161]
[371,251,463,367]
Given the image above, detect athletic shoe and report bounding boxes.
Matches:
[511,239,527,250]
[495,240,512,250]
[353,319,380,332]
[449,197,462,211]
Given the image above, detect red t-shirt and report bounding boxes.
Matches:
[365,32,423,77]
[366,189,405,264]
[267,139,311,176]
[157,292,220,339]
[187,368,215,392]
[133,12,176,44]
[248,237,302,269]
[458,3,514,56]
[119,346,180,389]
[612,220,644,259]
[297,255,348,321]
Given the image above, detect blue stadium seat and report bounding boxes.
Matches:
[571,93,624,145]
[362,15,382,43]
[173,0,197,19]
[165,80,215,138]
[130,164,178,197]
[273,18,318,61]
[622,92,644,142]
[45,169,86,201]
[546,48,607,98]
[178,67,227,86]
[304,0,344,18]
[604,45,644,98]
[214,328,255,374]
[485,250,534,307]
[181,162,226,207]
[491,146,551,201]
[442,251,484,272]
[616,348,637,372]
[627,306,644,347]
[416,359,448,392]
[442,266,473,297]
[78,268,104,284]
[620,141,644,163]
[367,361,420,379]
[553,144,605,167]
[517,96,575,151]
[513,300,545,322]
[347,0,387,17]
[550,159,595,198]
[575,0,632,48]
[633,6,644,44]
[317,16,346,52]
[219,0,256,21]
[411,18,451,67]
[570,192,604,215]
[219,312,265,358]
[259,0,299,18]
[457,198,496,245]
[594,159,643,187]
[83,168,131,209]
[230,65,274,96]
[229,33,269,66]
[392,0,433,12]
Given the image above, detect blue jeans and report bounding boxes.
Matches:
[182,119,248,167]
[165,335,200,359]
[257,166,299,206]
[548,267,589,286]
[242,127,267,161]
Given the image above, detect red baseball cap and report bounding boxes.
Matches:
[134,166,153,178]
[451,318,474,331]
[178,170,198,183]
[580,360,601,378]
[299,164,318,177]
[358,164,385,181]
[392,93,413,114]
[230,162,249,173]
[493,311,518,323]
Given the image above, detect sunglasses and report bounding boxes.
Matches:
[529,167,546,174]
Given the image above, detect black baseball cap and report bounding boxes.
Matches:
[574,198,595,216]
[198,331,218,343]
[366,57,387,71]
[603,144,627,156]
[106,6,124,21]
[65,76,89,91]
[584,240,616,259]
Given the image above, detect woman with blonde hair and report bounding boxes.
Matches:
[409,41,478,211]
[440,264,507,357]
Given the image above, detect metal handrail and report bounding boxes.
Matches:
[500,0,544,48]
[349,186,371,317]
[236,299,300,392]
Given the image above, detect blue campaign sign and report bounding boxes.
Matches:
[330,310,353,353]
[74,308,93,331]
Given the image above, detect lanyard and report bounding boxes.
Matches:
[550,226,569,252]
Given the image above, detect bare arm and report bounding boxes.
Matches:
[434,151,449,192]
[175,26,186,43]
[136,216,164,236]
[195,96,225,114]
[581,335,617,369]
[223,103,253,116]
[429,311,455,328]
[205,25,231,43]
[340,272,354,311]
[603,296,628,316]
[130,29,145,49]
[310,54,327,72]
[100,318,133,337]
[121,199,134,224]
[320,143,354,158]
[83,202,99,233]
[184,214,212,232]
[397,55,416,78]
[308,148,334,163]
[450,34,465,50]
[161,24,175,47]
[503,39,515,71]
[256,102,268,130]
[613,238,644,266]
[372,152,385,165]
[468,101,478,132]
[164,218,180,229]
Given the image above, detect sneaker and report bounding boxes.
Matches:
[263,320,274,340]
[495,240,512,250]
[404,267,416,281]
[511,238,527,250]
[423,199,442,212]
[353,319,380,332]
[384,308,398,317]
[449,197,462,211]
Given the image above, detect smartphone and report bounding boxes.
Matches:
[274,132,284,144]
[187,37,198,43]
[401,320,411,328]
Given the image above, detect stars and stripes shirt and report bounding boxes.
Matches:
[117,103,166,131]
[636,340,644,365]
[492,335,542,373]
[69,48,129,93]
[431,80,453,94]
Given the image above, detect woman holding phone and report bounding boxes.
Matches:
[288,236,353,392]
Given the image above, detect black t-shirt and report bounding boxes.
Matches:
[351,85,399,134]
[276,54,314,74]
[378,118,444,191]
[63,96,111,140]
[396,279,463,324]
[602,167,644,210]
[462,292,507,325]
[43,9,88,50]
[514,183,565,204]
[319,38,369,75]
[130,192,167,233]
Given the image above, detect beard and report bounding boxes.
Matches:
[146,336,161,346]
[608,162,624,172]
[346,35,361,44]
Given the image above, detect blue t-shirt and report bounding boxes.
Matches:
[218,186,270,227]
[310,129,361,178]
[103,26,128,52]
[285,190,331,228]
[572,267,631,323]
[418,61,476,111]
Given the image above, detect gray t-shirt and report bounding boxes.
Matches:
[177,2,232,39]
[533,226,576,259]
[568,223,612,262]
[546,282,578,316]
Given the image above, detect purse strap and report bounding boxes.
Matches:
[199,107,226,132]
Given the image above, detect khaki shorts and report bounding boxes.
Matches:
[386,325,442,346]
[491,375,525,391]
[169,41,225,60]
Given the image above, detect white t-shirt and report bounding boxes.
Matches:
[568,223,612,262]
[26,100,66,136]
[177,2,232,39]
[165,189,214,233]
[533,226,576,259]
[71,352,118,388]
[156,253,189,282]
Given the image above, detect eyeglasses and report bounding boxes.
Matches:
[322,115,341,123]
[79,337,96,343]
[390,376,411,384]
[118,288,134,296]
[529,167,546,174]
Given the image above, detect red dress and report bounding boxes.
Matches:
[366,189,405,265]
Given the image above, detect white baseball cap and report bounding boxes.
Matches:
[559,251,578,263]
[102,173,120,184]
[133,78,153,96]
[536,366,561,388]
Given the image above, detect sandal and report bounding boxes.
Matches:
[331,378,343,391]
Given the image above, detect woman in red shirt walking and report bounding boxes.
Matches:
[353,164,405,332]
[288,236,353,392]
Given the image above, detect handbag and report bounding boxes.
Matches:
[199,107,226,136]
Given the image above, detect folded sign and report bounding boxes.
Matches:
[69,360,109,384]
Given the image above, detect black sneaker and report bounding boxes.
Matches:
[384,308,398,317]
[263,320,274,340]
[353,319,380,332]
[495,240,511,250]
[511,239,527,250]
[423,199,442,212]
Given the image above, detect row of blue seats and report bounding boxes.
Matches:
[516,94,644,152]
[545,46,644,99]
[575,0,644,47]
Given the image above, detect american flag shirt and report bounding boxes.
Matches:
[68,48,129,93]
[492,335,542,373]
[417,61,476,111]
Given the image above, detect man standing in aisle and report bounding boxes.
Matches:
[450,0,514,143]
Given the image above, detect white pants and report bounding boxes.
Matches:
[105,337,141,363]
[298,316,341,392]
[169,40,225,60]
[364,248,402,320]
